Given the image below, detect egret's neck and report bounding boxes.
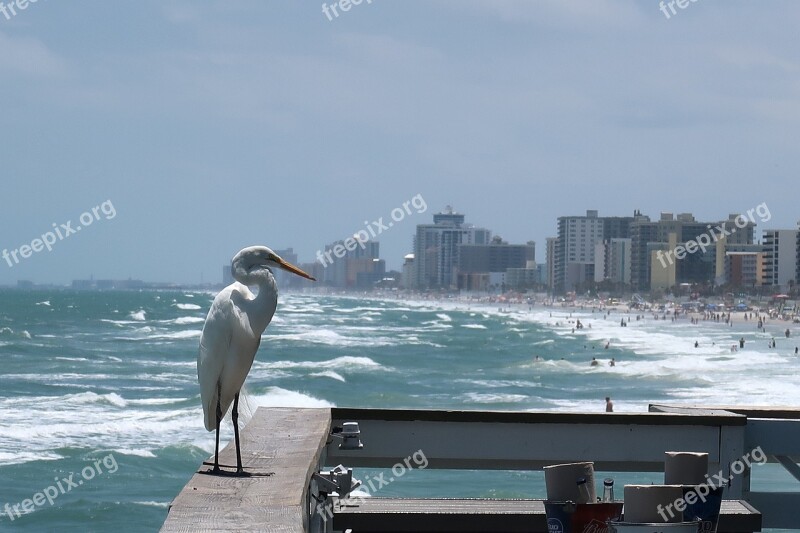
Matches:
[249,272,278,335]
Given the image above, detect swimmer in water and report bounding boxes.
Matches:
[609,358,616,367]
[591,357,599,367]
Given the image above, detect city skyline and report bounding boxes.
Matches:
[5,203,797,289]
[2,1,800,285]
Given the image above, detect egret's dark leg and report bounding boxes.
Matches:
[213,385,222,474]
[232,392,244,474]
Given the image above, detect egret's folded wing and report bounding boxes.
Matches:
[197,290,236,431]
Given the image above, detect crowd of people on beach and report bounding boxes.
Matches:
[521,297,799,412]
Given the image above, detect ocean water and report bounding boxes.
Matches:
[0,289,798,531]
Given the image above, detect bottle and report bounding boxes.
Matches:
[576,476,592,504]
[602,478,615,502]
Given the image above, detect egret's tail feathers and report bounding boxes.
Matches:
[203,391,218,432]
[203,389,251,432]
[236,385,255,429]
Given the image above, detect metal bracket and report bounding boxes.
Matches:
[312,465,362,497]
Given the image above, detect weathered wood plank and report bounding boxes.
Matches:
[332,498,761,533]
[161,407,331,533]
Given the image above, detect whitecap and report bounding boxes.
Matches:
[132,501,170,508]
[251,387,334,408]
[114,448,157,458]
[167,316,205,325]
[130,310,147,321]
[174,303,202,310]
[310,370,347,382]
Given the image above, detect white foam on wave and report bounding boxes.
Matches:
[0,391,207,466]
[462,392,528,404]
[310,370,347,382]
[269,329,394,347]
[333,306,390,314]
[461,324,487,330]
[133,501,170,508]
[0,327,30,338]
[101,319,136,327]
[114,448,157,458]
[163,316,205,325]
[256,355,384,372]
[436,313,452,322]
[174,303,202,310]
[130,310,147,321]
[456,379,541,389]
[36,301,51,306]
[251,387,334,408]
[132,501,171,509]
[144,330,202,340]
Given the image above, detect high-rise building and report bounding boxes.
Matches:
[725,250,763,288]
[762,229,798,290]
[317,237,382,288]
[554,210,605,293]
[456,237,535,290]
[630,213,754,291]
[457,237,534,274]
[594,238,632,286]
[412,206,491,289]
[796,221,800,290]
[401,253,415,290]
[545,237,556,292]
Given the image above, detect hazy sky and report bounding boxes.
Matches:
[1,0,798,285]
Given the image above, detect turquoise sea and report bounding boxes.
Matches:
[1,289,798,531]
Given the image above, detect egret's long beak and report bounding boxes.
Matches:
[277,257,316,281]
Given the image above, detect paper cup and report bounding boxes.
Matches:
[664,452,708,486]
[623,485,685,523]
[544,462,596,502]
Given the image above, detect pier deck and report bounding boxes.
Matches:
[162,406,774,532]
[161,407,330,532]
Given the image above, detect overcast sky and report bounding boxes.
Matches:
[1,0,798,285]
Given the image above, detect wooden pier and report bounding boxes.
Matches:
[158,405,800,532]
[161,408,329,532]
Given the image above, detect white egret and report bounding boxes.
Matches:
[198,246,315,475]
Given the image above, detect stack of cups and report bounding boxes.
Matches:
[664,451,724,532]
[615,451,722,531]
[543,462,624,533]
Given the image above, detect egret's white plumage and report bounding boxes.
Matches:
[197,245,315,474]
